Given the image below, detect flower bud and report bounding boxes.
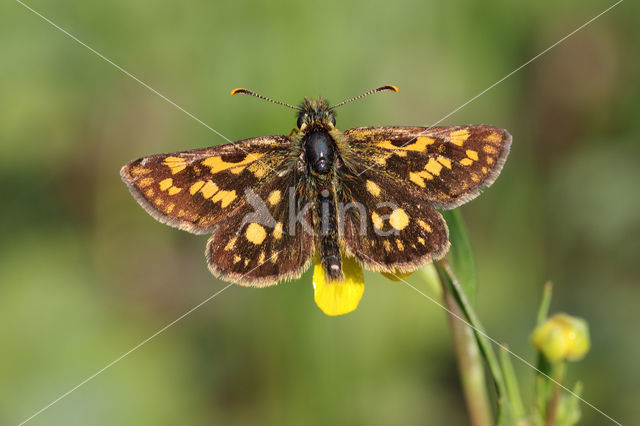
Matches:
[531,313,590,363]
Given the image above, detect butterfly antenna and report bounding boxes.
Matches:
[230,88,302,111]
[329,85,398,110]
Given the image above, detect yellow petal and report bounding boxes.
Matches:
[381,269,414,282]
[313,256,364,316]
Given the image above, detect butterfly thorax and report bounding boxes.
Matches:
[298,97,342,177]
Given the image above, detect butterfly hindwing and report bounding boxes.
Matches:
[338,172,450,273]
[344,126,511,209]
[206,169,314,286]
[120,135,294,234]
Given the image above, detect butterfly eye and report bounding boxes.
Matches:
[330,114,336,126]
[297,114,305,129]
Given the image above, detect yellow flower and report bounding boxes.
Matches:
[313,256,364,316]
[531,313,590,363]
[312,256,415,316]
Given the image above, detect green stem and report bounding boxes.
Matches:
[437,260,510,423]
[442,279,493,426]
[545,362,567,426]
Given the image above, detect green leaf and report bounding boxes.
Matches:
[557,381,583,426]
[534,283,555,420]
[442,209,477,304]
[436,261,510,424]
[500,345,526,422]
[536,282,554,326]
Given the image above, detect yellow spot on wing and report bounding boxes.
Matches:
[267,190,281,206]
[163,156,187,174]
[389,208,409,231]
[258,251,265,264]
[248,162,268,178]
[418,220,432,233]
[273,222,283,239]
[485,131,502,143]
[460,158,474,166]
[246,223,267,245]
[166,203,175,214]
[410,172,425,188]
[416,136,436,146]
[483,145,498,154]
[486,157,494,165]
[130,166,151,176]
[212,190,236,208]
[189,181,205,195]
[395,239,405,251]
[201,153,265,174]
[371,212,384,230]
[449,129,470,146]
[417,236,426,245]
[471,173,480,182]
[271,252,279,263]
[233,255,241,264]
[159,178,173,191]
[168,186,182,195]
[366,180,381,197]
[437,156,452,169]
[425,158,443,176]
[145,188,155,197]
[409,171,434,188]
[138,177,154,188]
[225,236,237,251]
[200,181,219,199]
[466,150,479,161]
[383,240,392,251]
[376,136,435,152]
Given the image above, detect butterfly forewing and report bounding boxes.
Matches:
[344,126,511,209]
[120,135,294,234]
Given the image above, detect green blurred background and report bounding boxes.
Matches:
[2,0,639,424]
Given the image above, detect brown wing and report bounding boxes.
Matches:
[343,126,511,209]
[120,135,296,234]
[205,168,314,287]
[338,171,450,273]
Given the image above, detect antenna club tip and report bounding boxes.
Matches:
[230,88,246,96]
[386,85,399,92]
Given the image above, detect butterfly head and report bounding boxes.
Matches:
[297,98,336,131]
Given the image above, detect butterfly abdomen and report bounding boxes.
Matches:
[315,186,343,282]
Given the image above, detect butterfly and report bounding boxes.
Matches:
[121,85,511,289]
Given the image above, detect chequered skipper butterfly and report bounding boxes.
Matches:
[121,86,511,286]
